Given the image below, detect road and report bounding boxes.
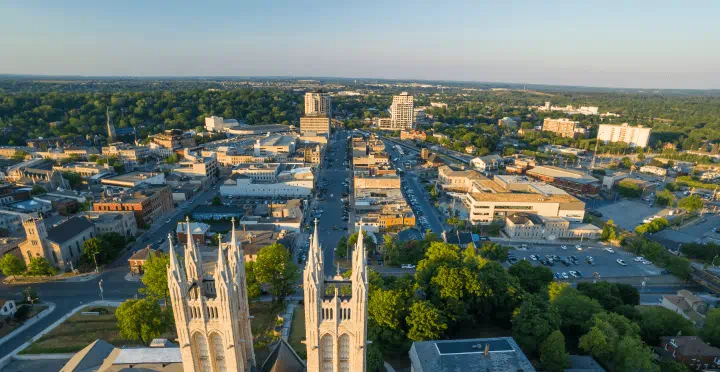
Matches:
[0,181,221,358]
[314,130,352,272]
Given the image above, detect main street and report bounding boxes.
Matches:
[307,130,352,272]
[0,181,221,358]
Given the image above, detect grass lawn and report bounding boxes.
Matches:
[250,302,284,363]
[21,306,141,354]
[288,305,306,360]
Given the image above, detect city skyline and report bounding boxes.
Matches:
[1,1,719,89]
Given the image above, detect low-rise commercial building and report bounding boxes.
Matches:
[299,115,331,134]
[53,162,115,180]
[254,134,297,157]
[220,174,313,198]
[205,116,239,132]
[101,143,149,167]
[640,165,667,177]
[80,211,138,237]
[353,174,401,191]
[526,166,600,195]
[93,184,174,227]
[173,149,218,179]
[101,172,165,189]
[152,129,196,149]
[400,130,427,141]
[463,175,586,225]
[470,155,503,171]
[504,212,601,240]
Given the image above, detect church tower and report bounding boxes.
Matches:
[167,217,255,372]
[304,219,368,372]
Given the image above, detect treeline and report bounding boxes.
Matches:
[0,89,303,146]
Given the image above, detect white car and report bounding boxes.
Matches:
[561,272,569,279]
[634,257,644,262]
[575,245,582,250]
[616,259,627,266]
[165,218,172,224]
[605,247,615,253]
[401,264,416,269]
[561,245,568,250]
[569,271,578,278]
[642,260,652,265]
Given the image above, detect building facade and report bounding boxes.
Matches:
[304,220,368,372]
[391,92,414,130]
[20,216,96,271]
[597,123,651,148]
[542,118,580,138]
[93,184,174,227]
[305,91,332,116]
[300,116,331,134]
[167,218,256,371]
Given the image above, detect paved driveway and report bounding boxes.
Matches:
[596,199,673,231]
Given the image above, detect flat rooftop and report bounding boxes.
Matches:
[527,166,600,184]
[102,172,161,185]
[258,135,296,147]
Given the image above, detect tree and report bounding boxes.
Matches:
[508,260,554,294]
[30,185,47,195]
[336,236,348,259]
[83,237,109,268]
[601,220,617,242]
[366,342,384,372]
[702,308,720,347]
[540,330,570,372]
[479,242,509,262]
[254,243,300,304]
[244,261,262,300]
[614,336,659,372]
[406,300,447,341]
[26,257,56,277]
[140,252,171,305]
[512,294,561,355]
[554,288,604,340]
[211,194,221,206]
[548,281,570,301]
[577,281,624,311]
[639,307,696,346]
[62,171,83,188]
[165,153,179,164]
[116,298,172,346]
[678,195,703,213]
[0,254,26,280]
[369,289,405,330]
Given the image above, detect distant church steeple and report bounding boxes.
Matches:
[106,107,116,144]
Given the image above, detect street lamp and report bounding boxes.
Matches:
[93,252,99,273]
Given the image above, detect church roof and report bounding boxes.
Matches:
[61,339,115,372]
[47,216,95,245]
[261,338,306,372]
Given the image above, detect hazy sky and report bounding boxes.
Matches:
[1,0,719,89]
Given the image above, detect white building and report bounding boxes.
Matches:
[597,123,651,148]
[204,116,239,132]
[391,92,414,130]
[470,155,504,171]
[639,165,667,177]
[220,172,313,197]
[304,91,331,116]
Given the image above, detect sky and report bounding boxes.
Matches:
[1,0,719,89]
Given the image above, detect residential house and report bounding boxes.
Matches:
[658,336,720,370]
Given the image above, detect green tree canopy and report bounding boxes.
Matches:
[26,257,56,277]
[701,308,720,347]
[512,294,561,355]
[406,300,447,341]
[678,195,704,213]
[254,243,299,304]
[508,260,554,294]
[140,252,171,304]
[638,307,696,346]
[116,298,173,346]
[0,254,26,280]
[540,330,570,372]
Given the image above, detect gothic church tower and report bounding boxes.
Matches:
[167,217,255,372]
[304,219,368,372]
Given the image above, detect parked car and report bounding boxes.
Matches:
[605,247,615,253]
[561,245,567,250]
[616,259,627,266]
[575,245,582,250]
[401,264,416,269]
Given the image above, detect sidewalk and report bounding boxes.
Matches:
[0,302,56,348]
[280,301,297,341]
[0,300,123,370]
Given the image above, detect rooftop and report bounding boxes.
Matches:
[659,336,720,357]
[46,216,95,245]
[410,337,535,372]
[101,172,162,185]
[527,166,600,185]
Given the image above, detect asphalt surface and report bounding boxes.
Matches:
[314,130,352,272]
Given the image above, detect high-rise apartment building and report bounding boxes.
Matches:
[305,91,332,117]
[391,92,414,130]
[542,118,580,138]
[597,123,651,148]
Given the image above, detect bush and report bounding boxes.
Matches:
[13,305,30,321]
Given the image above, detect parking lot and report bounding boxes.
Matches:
[596,199,674,231]
[509,244,663,281]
